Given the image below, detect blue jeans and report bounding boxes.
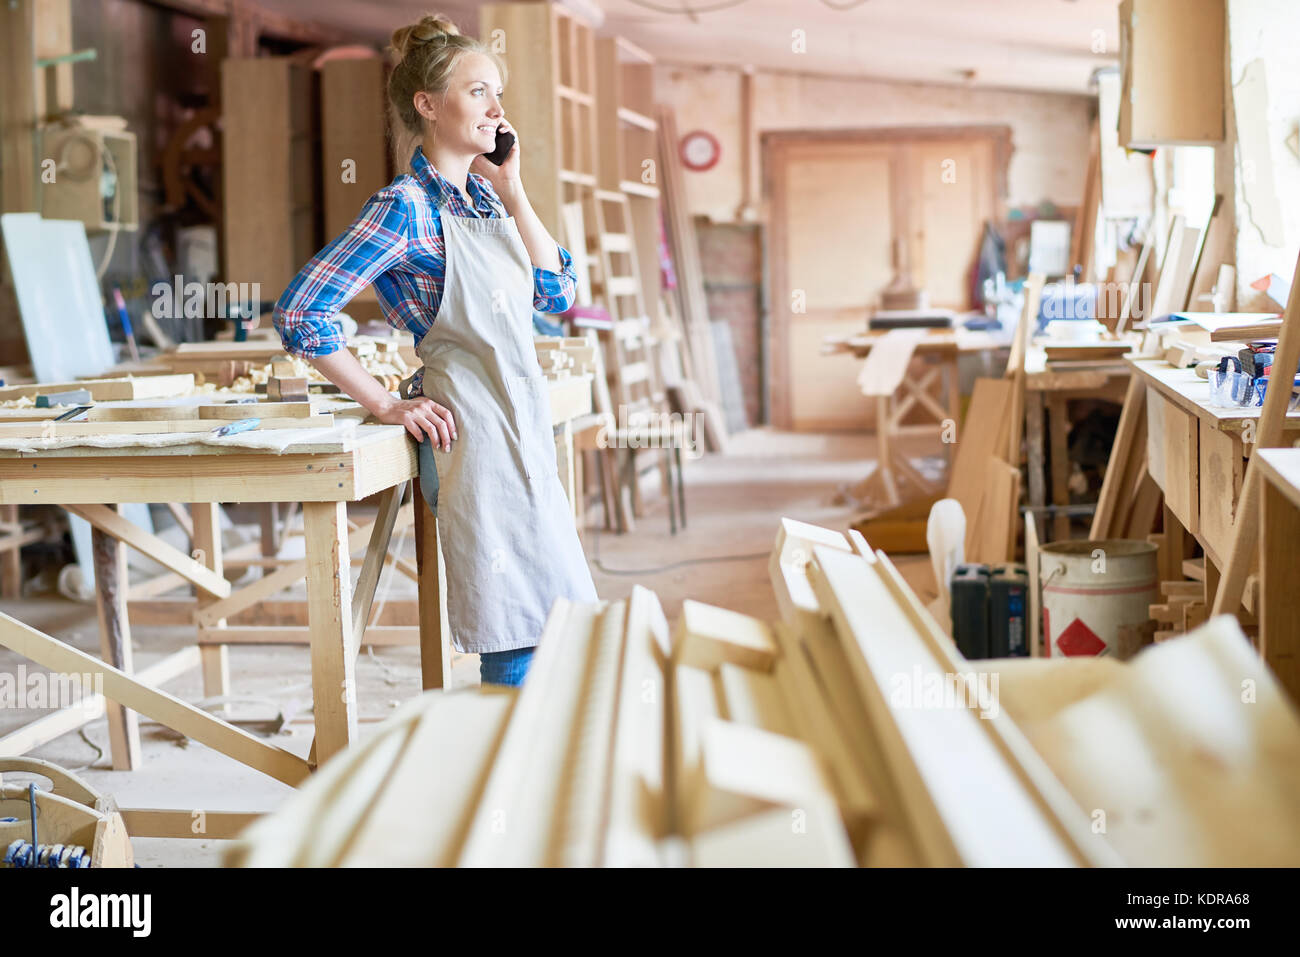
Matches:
[479,646,535,687]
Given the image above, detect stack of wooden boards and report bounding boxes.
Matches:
[227,516,1300,867]
[534,337,598,382]
[0,374,339,440]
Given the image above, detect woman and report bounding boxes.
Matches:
[272,13,597,687]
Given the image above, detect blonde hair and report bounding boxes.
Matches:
[387,13,507,161]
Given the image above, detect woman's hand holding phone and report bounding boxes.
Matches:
[471,119,520,187]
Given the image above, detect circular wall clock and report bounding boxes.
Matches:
[679,130,721,172]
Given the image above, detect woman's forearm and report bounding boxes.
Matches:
[307,349,398,416]
[497,182,561,272]
[306,348,457,448]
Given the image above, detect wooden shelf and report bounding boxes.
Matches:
[557,85,595,106]
[617,107,656,131]
[620,180,660,199]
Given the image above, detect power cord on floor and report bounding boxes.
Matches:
[588,523,767,577]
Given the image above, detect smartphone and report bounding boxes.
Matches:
[484,128,516,166]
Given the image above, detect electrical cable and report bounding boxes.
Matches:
[589,522,767,576]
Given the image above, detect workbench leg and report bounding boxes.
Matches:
[91,515,142,770]
[574,441,586,536]
[874,395,899,509]
[413,498,452,691]
[302,501,357,763]
[1025,392,1046,534]
[1047,395,1071,542]
[258,503,280,564]
[1159,504,1186,585]
[191,503,229,713]
[0,505,21,598]
[1261,480,1300,706]
[942,358,959,472]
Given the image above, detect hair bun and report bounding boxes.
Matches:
[391,14,460,60]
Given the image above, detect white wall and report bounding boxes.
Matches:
[1227,0,1300,309]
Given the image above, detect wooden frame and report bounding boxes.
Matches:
[763,124,1012,429]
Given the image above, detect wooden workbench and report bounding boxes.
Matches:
[0,424,417,783]
[823,328,1004,509]
[1128,357,1300,571]
[0,376,593,835]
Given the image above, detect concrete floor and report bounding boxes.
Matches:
[0,427,938,866]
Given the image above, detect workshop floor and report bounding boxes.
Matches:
[0,428,939,867]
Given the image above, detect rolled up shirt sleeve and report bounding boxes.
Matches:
[272,189,410,358]
[533,244,578,314]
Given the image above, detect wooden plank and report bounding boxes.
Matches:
[714,663,795,737]
[1005,273,1046,464]
[0,647,199,757]
[947,377,1013,542]
[457,599,605,866]
[348,482,404,651]
[673,600,778,673]
[191,502,229,712]
[688,718,837,835]
[413,500,451,691]
[0,432,416,506]
[690,794,855,866]
[1209,319,1282,342]
[195,503,413,626]
[91,518,141,770]
[302,501,356,763]
[0,414,334,439]
[340,689,516,866]
[1091,374,1145,538]
[65,503,231,599]
[120,808,261,840]
[807,545,1100,866]
[197,402,315,420]
[605,586,671,865]
[0,611,309,785]
[0,374,195,402]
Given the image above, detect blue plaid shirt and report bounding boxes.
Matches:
[272,146,577,392]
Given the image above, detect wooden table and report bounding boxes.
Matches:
[824,328,1002,510]
[1023,345,1132,542]
[1236,447,1300,704]
[0,377,593,837]
[0,425,417,788]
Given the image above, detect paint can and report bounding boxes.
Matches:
[1039,539,1157,660]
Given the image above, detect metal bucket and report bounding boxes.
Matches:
[1039,539,1158,660]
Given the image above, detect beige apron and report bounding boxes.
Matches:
[414,201,597,655]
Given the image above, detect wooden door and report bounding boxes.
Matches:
[766,128,1007,431]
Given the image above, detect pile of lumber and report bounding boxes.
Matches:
[226,516,1300,867]
[228,517,1149,867]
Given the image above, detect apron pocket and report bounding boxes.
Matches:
[507,373,554,482]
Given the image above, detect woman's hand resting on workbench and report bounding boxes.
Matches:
[375,396,457,450]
